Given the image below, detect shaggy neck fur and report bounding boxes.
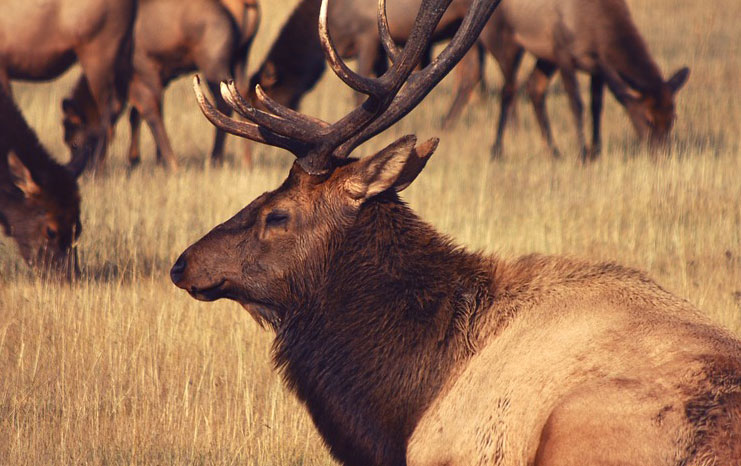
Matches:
[274,193,500,465]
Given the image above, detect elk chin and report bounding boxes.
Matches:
[187,279,229,302]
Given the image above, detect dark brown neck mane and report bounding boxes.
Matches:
[249,0,325,109]
[0,89,78,211]
[274,192,498,465]
[603,5,665,95]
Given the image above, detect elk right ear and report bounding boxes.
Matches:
[342,135,421,200]
[8,152,41,198]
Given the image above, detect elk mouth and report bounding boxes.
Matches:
[188,280,228,301]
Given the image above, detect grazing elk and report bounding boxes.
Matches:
[486,0,690,160]
[62,0,260,169]
[0,0,136,175]
[172,0,741,464]
[0,89,81,277]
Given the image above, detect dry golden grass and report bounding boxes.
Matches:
[1,0,740,463]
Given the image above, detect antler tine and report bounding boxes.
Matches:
[336,0,503,157]
[378,0,401,63]
[219,80,326,142]
[319,0,386,97]
[193,76,310,156]
[316,0,454,151]
[255,85,331,130]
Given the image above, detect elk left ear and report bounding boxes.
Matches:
[7,152,41,198]
[667,67,690,94]
[343,135,422,200]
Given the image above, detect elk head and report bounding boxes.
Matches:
[0,87,82,277]
[622,67,690,144]
[171,0,501,326]
[1,153,81,276]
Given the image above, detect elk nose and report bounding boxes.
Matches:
[170,254,188,285]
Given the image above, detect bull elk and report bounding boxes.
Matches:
[62,0,260,170]
[0,0,135,175]
[0,88,81,277]
[486,0,690,160]
[171,0,741,464]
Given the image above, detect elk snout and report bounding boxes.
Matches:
[170,254,188,285]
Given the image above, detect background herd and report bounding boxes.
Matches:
[0,0,739,464]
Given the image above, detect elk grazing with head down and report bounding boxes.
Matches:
[171,0,741,464]
[0,89,81,277]
[0,0,135,174]
[62,0,260,170]
[486,0,690,160]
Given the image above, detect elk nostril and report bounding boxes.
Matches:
[170,255,187,284]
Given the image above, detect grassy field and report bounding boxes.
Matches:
[1,0,740,463]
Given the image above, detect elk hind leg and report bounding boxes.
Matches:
[490,45,524,158]
[441,45,483,130]
[588,73,604,161]
[558,65,588,161]
[129,76,178,170]
[527,60,560,158]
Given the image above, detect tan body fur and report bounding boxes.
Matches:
[409,256,741,465]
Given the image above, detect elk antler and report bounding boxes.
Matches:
[193,0,502,174]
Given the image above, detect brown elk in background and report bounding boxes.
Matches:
[63,0,260,170]
[0,0,136,175]
[487,0,690,160]
[0,89,81,277]
[171,0,740,464]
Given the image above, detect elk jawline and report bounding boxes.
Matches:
[188,279,228,301]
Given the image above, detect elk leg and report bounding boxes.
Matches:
[354,36,384,104]
[527,60,560,158]
[491,45,524,158]
[129,75,178,170]
[559,65,587,161]
[589,73,605,160]
[440,45,482,130]
[127,108,142,168]
[206,80,231,165]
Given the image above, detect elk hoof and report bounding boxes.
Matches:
[490,144,503,160]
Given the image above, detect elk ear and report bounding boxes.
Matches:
[393,137,439,192]
[7,152,41,198]
[343,135,420,200]
[667,67,690,94]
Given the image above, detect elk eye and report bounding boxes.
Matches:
[265,211,289,228]
[46,227,58,240]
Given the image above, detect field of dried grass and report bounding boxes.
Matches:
[1,0,739,463]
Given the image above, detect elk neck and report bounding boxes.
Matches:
[601,9,665,96]
[273,192,501,465]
